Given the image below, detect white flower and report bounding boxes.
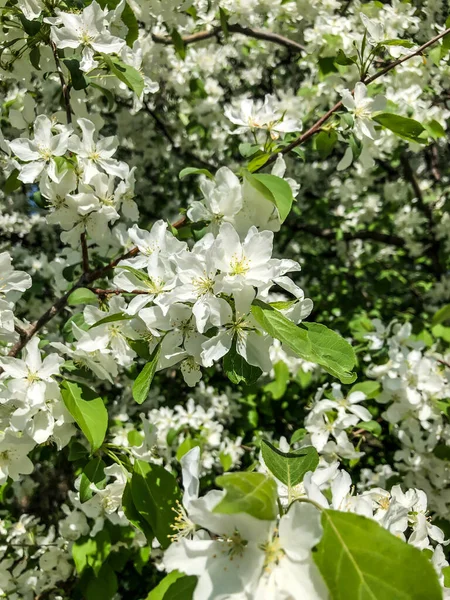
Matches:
[340,82,385,140]
[0,433,35,484]
[9,115,71,183]
[50,1,125,72]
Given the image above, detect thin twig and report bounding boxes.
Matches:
[90,288,149,295]
[258,27,450,171]
[50,41,72,125]
[152,24,306,54]
[80,232,89,274]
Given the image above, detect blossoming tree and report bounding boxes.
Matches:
[0,0,450,598]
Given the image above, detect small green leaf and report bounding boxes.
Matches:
[214,472,278,520]
[131,460,182,549]
[261,441,319,488]
[373,113,426,143]
[90,312,133,328]
[68,287,98,306]
[349,381,380,399]
[316,129,338,159]
[147,571,186,600]
[29,46,40,70]
[4,169,21,194]
[223,342,262,385]
[244,172,294,223]
[171,29,186,60]
[60,381,108,453]
[102,54,144,96]
[264,360,290,399]
[79,458,107,503]
[63,58,89,90]
[424,119,446,140]
[122,2,139,47]
[379,39,415,48]
[335,49,357,65]
[179,167,214,180]
[176,438,201,461]
[122,481,154,543]
[314,510,442,600]
[72,530,111,577]
[133,344,161,404]
[219,7,229,38]
[432,304,450,326]
[358,420,382,437]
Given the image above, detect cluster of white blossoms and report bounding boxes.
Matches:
[362,320,450,517]
[0,252,31,344]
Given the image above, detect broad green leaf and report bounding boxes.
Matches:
[63,58,89,90]
[72,530,111,577]
[314,510,442,600]
[358,420,382,437]
[247,152,270,173]
[122,2,139,46]
[179,167,213,180]
[176,438,201,461]
[133,344,161,404]
[349,381,380,399]
[86,563,118,600]
[147,571,196,600]
[171,29,186,60]
[60,381,108,453]
[102,54,144,96]
[424,119,446,140]
[122,481,154,543]
[79,458,107,503]
[261,441,319,488]
[373,113,426,143]
[264,360,289,399]
[90,312,133,328]
[290,428,306,444]
[68,287,98,306]
[432,304,450,326]
[251,300,357,384]
[432,324,450,342]
[214,472,278,520]
[68,440,89,462]
[302,322,357,384]
[316,129,338,159]
[244,172,294,223]
[223,342,262,385]
[131,460,182,548]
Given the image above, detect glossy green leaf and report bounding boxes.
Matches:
[223,342,262,385]
[314,510,442,600]
[90,312,133,328]
[261,441,319,488]
[102,54,144,96]
[131,460,181,548]
[72,530,111,577]
[122,481,154,543]
[264,360,290,399]
[86,563,118,600]
[214,472,278,520]
[373,113,426,143]
[147,571,197,600]
[349,381,380,399]
[244,172,294,222]
[133,344,161,404]
[316,129,338,159]
[179,167,213,180]
[68,287,98,306]
[79,458,107,503]
[60,381,108,453]
[432,304,450,326]
[63,58,89,90]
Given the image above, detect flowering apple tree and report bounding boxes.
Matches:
[0,0,450,598]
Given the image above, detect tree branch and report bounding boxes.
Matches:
[152,24,306,54]
[80,232,89,274]
[50,41,72,125]
[258,27,450,170]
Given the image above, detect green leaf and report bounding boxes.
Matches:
[219,7,229,38]
[79,458,107,503]
[335,49,357,65]
[122,2,139,47]
[423,119,446,140]
[176,438,201,461]
[432,304,450,326]
[90,312,133,328]
[29,46,40,70]
[160,575,197,600]
[223,342,262,385]
[60,381,108,453]
[131,460,182,549]
[115,264,152,286]
[72,530,111,577]
[442,566,450,587]
[63,58,89,90]
[122,481,154,543]
[379,39,416,48]
[244,172,294,223]
[316,129,338,159]
[247,152,270,173]
[68,287,98,306]
[261,441,319,488]
[171,29,186,60]
[433,444,450,460]
[314,510,442,600]
[146,571,196,600]
[301,322,357,384]
[372,113,426,143]
[179,167,214,180]
[133,344,161,404]
[214,472,278,520]
[4,169,21,194]
[358,420,382,437]
[349,381,380,399]
[86,563,118,600]
[102,54,144,96]
[251,300,357,384]
[264,360,290,399]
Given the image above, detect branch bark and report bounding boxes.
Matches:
[152,24,306,53]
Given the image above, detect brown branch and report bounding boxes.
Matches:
[50,42,72,125]
[293,223,406,247]
[152,24,306,53]
[90,288,149,296]
[258,27,450,171]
